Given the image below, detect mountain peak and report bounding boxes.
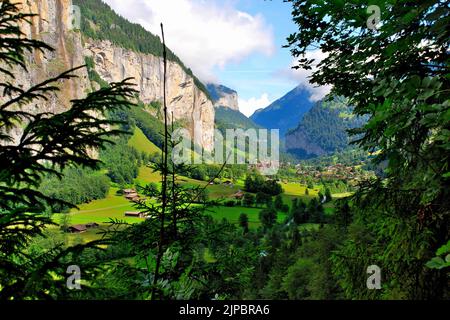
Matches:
[250,85,314,137]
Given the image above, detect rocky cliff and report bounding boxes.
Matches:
[207,84,239,111]
[9,0,215,150]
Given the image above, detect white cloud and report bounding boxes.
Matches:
[239,93,273,117]
[277,49,332,102]
[104,0,275,82]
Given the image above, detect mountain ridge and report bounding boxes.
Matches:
[250,86,314,137]
[215,106,262,135]
[285,98,365,159]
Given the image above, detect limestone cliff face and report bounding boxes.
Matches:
[206,84,239,111]
[215,92,239,111]
[7,0,215,150]
[84,39,215,150]
[10,0,91,112]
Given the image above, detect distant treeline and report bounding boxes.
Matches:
[39,167,110,213]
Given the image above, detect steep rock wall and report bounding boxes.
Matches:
[84,39,215,150]
[6,0,215,150]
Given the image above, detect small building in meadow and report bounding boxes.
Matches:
[125,193,140,201]
[65,222,99,234]
[66,224,87,234]
[123,189,137,195]
[125,211,145,218]
[233,190,245,200]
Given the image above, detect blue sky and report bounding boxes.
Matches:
[104,0,326,116]
[212,0,300,115]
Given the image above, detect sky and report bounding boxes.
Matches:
[103,0,330,117]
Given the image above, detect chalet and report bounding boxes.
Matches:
[233,190,245,200]
[125,194,140,201]
[66,224,87,234]
[123,189,137,195]
[65,222,99,234]
[125,211,145,218]
[85,222,99,229]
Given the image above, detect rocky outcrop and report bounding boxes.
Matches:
[5,0,215,150]
[84,39,215,150]
[9,0,91,112]
[207,84,239,111]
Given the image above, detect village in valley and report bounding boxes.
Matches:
[61,157,375,235]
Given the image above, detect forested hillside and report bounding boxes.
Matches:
[215,106,262,135]
[285,98,365,158]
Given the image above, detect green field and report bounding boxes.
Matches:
[128,127,161,155]
[55,169,337,241]
[208,205,287,229]
[280,182,319,204]
[135,166,162,184]
[136,166,243,199]
[52,129,338,241]
[53,188,142,225]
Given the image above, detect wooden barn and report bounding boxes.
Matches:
[233,190,245,200]
[125,211,145,218]
[123,189,137,195]
[66,225,87,234]
[65,222,99,234]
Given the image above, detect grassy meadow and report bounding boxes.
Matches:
[51,131,337,242]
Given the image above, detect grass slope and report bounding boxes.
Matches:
[128,127,161,155]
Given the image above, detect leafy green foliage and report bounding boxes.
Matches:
[243,193,255,207]
[0,0,137,299]
[239,213,249,234]
[426,240,450,270]
[259,207,277,230]
[244,172,283,196]
[287,0,449,298]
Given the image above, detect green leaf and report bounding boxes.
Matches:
[436,240,450,256]
[426,257,445,269]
